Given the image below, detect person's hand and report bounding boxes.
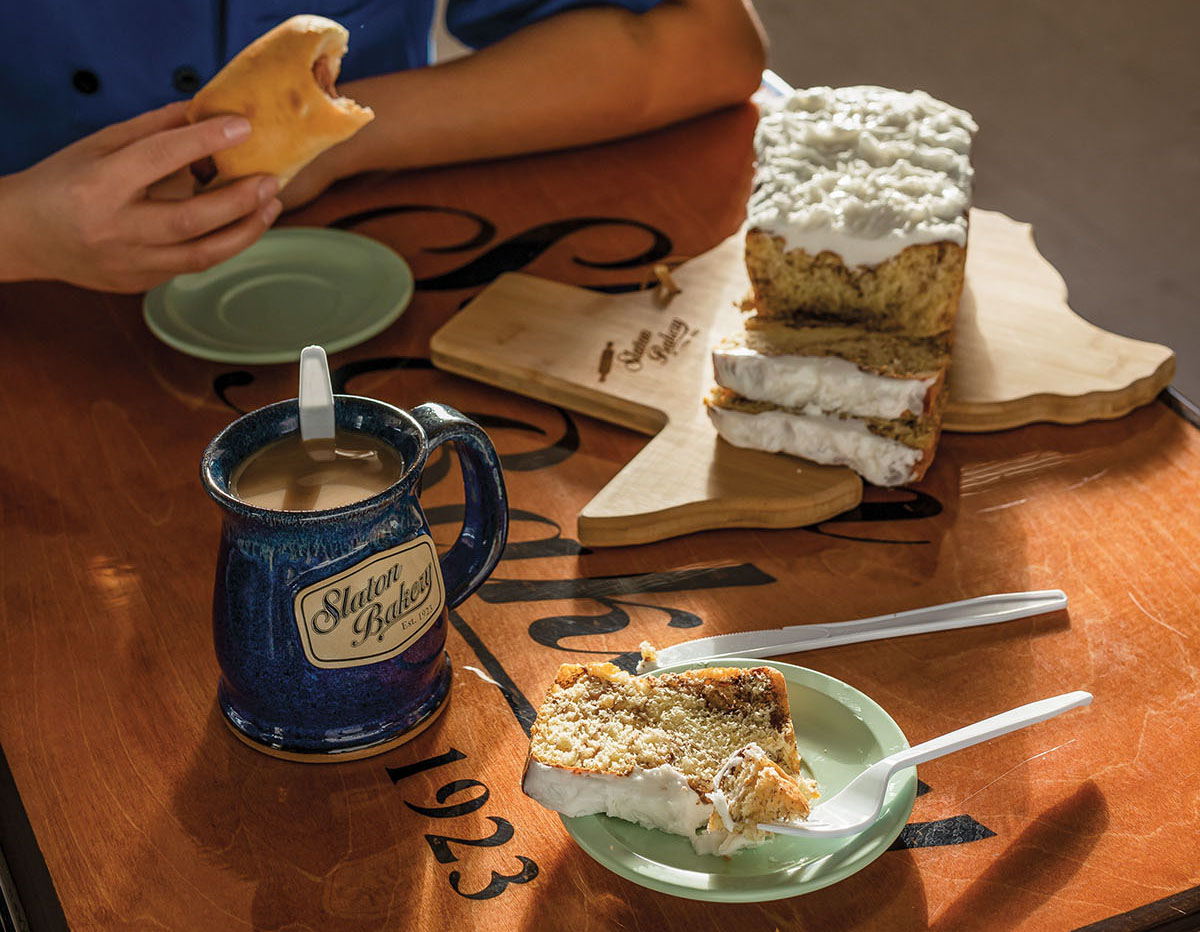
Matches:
[0,101,282,293]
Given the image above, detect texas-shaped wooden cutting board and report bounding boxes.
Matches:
[430,209,1174,546]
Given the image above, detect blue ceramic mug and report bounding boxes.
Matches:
[201,396,507,761]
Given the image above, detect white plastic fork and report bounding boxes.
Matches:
[760,690,1093,839]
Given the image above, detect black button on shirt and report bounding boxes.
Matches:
[172,66,202,94]
[72,69,100,94]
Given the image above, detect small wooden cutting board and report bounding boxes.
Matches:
[430,209,1174,546]
[944,210,1175,431]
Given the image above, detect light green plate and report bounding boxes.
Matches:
[143,228,414,364]
[561,658,915,902]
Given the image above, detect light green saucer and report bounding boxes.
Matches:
[561,658,915,902]
[143,228,414,364]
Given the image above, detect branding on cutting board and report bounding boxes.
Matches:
[293,535,445,669]
[599,318,700,379]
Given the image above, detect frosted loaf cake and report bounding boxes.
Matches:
[745,85,975,333]
[522,663,819,856]
[707,86,976,486]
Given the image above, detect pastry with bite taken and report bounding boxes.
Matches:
[185,15,374,190]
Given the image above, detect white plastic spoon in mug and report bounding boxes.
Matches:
[298,345,335,461]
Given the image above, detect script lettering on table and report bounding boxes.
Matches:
[331,206,673,293]
[479,563,775,673]
[805,487,944,544]
[388,748,539,900]
[888,780,996,849]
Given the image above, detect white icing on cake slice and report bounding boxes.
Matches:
[708,403,923,487]
[713,342,934,419]
[523,761,712,838]
[524,755,792,856]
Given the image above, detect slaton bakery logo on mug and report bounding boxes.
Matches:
[293,536,446,669]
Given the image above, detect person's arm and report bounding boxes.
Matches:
[283,0,766,205]
[0,102,282,293]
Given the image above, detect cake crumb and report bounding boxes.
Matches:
[639,640,659,663]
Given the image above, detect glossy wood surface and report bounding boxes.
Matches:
[2,103,1199,931]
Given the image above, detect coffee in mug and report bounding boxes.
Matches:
[231,428,405,511]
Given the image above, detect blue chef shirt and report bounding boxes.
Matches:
[1,0,661,176]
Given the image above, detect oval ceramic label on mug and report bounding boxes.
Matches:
[292,535,446,669]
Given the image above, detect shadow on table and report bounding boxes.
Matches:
[520,838,930,931]
[929,780,1109,931]
[171,703,448,930]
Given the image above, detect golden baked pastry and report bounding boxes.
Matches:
[186,15,374,189]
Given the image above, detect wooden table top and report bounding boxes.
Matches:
[2,101,1199,932]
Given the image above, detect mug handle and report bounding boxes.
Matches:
[410,403,509,609]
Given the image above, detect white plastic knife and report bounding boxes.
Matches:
[636,590,1068,673]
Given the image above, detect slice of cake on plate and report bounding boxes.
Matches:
[707,85,977,486]
[522,662,819,856]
